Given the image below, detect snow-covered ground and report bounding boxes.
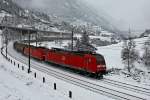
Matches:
[97,37,150,86]
[6,41,150,100]
[0,30,112,100]
[31,40,71,49]
[0,30,71,100]
[97,37,149,70]
[31,36,150,86]
[31,37,148,70]
[1,28,150,100]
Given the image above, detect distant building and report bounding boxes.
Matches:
[140,29,150,37]
[87,25,102,36]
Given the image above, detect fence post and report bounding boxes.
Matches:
[54,83,56,90]
[14,61,15,66]
[34,72,36,78]
[43,77,45,83]
[22,66,24,70]
[18,64,19,68]
[69,91,72,98]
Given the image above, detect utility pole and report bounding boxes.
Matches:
[144,41,149,65]
[127,27,131,73]
[28,30,31,73]
[3,26,9,58]
[36,32,38,47]
[71,29,73,51]
[71,26,76,51]
[27,12,32,73]
[5,27,8,58]
[3,16,8,58]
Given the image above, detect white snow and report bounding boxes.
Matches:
[97,37,150,86]
[0,10,12,17]
[30,36,150,86]
[0,30,111,100]
[0,10,12,23]
[97,42,124,69]
[97,37,149,70]
[0,30,70,100]
[1,27,150,100]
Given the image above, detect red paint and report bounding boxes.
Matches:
[14,42,106,75]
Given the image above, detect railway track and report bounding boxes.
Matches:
[4,46,149,100]
[102,78,150,96]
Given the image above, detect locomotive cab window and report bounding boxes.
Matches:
[94,54,105,65]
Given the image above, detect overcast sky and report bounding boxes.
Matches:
[83,0,150,31]
[21,0,150,31]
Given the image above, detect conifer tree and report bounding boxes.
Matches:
[75,31,96,52]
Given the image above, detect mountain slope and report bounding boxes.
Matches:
[0,0,55,31]
[14,0,119,33]
[0,0,24,16]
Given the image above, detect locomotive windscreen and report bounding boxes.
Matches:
[94,54,106,65]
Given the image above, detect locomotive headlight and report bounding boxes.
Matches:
[103,65,106,68]
[97,65,101,68]
[97,65,106,68]
[89,59,91,62]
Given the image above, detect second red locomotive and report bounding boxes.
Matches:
[14,42,106,78]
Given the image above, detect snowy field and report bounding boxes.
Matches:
[30,36,150,86]
[0,30,71,100]
[97,37,148,69]
[6,41,150,100]
[31,37,148,70]
[0,30,111,100]
[1,29,150,100]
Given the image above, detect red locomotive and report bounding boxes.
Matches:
[14,42,106,78]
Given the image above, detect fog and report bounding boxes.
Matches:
[83,0,150,31]
[17,0,150,31]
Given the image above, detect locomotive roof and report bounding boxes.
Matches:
[14,42,105,61]
[51,48,104,59]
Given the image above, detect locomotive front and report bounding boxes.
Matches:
[94,54,106,75]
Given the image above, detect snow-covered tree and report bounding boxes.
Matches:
[142,37,150,66]
[121,39,139,73]
[75,31,97,52]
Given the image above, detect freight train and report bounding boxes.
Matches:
[14,41,106,78]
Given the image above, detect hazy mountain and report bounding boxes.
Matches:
[0,0,54,31]
[0,0,24,16]
[0,0,121,45]
[14,0,119,33]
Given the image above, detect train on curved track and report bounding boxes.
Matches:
[13,41,106,78]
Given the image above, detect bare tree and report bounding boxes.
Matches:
[142,37,150,67]
[121,38,139,73]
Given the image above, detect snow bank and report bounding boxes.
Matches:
[0,30,70,100]
[0,31,111,100]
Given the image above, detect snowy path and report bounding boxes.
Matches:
[0,33,70,100]
[5,41,150,100]
[0,64,68,100]
[1,42,111,99]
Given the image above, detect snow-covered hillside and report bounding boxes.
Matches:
[31,36,150,85]
[0,30,112,100]
[14,0,118,33]
[0,30,71,100]
[1,28,150,99]
[97,37,148,69]
[1,0,120,44]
